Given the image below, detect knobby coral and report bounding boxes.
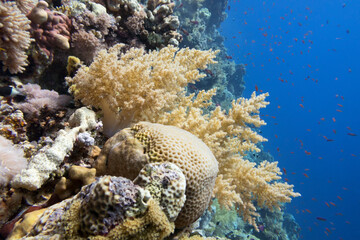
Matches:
[0,1,32,74]
[66,43,219,136]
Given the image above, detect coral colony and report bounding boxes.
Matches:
[0,1,300,240]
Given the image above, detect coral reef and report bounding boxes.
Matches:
[11,107,97,190]
[0,99,28,144]
[66,44,219,136]
[0,1,32,74]
[96,122,218,228]
[9,174,178,239]
[27,1,72,57]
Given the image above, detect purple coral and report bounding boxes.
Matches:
[15,83,71,117]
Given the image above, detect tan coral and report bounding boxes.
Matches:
[95,122,219,228]
[156,91,300,230]
[0,2,32,74]
[54,166,96,200]
[66,44,219,136]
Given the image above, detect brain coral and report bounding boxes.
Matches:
[95,122,219,228]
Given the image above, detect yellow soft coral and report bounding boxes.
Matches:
[66,44,219,136]
[157,91,300,230]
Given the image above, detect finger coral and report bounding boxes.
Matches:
[66,44,219,136]
[0,1,32,74]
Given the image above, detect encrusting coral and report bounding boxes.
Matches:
[0,1,32,74]
[66,43,219,136]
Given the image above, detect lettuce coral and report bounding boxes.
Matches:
[66,44,219,136]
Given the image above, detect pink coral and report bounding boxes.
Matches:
[27,1,72,57]
[0,136,27,186]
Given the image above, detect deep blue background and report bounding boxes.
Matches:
[220,0,360,239]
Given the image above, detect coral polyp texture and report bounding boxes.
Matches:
[134,162,187,222]
[66,43,219,136]
[9,174,177,239]
[0,1,32,74]
[95,122,219,228]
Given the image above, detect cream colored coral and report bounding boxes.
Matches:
[66,44,219,136]
[95,122,219,228]
[156,90,300,230]
[0,2,32,74]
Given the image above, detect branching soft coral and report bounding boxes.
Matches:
[66,44,219,136]
[157,90,300,230]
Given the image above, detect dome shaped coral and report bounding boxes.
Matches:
[95,122,219,228]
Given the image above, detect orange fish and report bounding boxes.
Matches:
[320,117,325,121]
[336,212,343,216]
[347,133,357,136]
[337,196,343,200]
[333,129,337,134]
[304,168,310,171]
[337,104,343,107]
[330,202,336,206]
[255,85,258,92]
[336,109,343,112]
[325,202,330,207]
[303,173,309,178]
[275,134,278,138]
[282,168,287,175]
[299,104,304,108]
[311,197,317,201]
[305,150,311,155]
[305,209,312,213]
[332,117,336,122]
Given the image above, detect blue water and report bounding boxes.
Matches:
[220,0,360,239]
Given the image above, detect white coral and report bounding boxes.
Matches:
[0,1,32,74]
